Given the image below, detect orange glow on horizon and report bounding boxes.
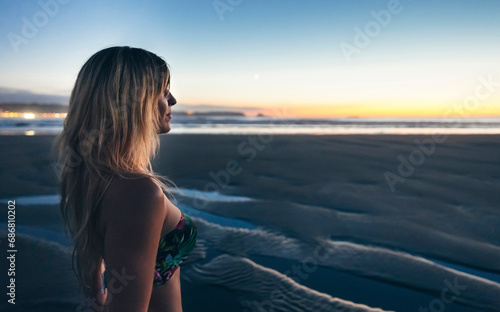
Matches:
[246,102,500,118]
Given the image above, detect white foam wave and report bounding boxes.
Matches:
[0,194,61,205]
[170,187,254,202]
[0,187,254,206]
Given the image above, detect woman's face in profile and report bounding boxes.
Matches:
[157,91,176,134]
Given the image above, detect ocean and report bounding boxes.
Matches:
[1,116,500,135]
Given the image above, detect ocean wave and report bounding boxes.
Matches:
[0,188,254,206]
[170,187,255,202]
[2,117,500,135]
[0,194,61,205]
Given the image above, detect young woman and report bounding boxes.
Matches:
[54,46,197,312]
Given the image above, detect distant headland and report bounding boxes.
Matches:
[0,102,246,117]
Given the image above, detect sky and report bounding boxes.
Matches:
[0,0,499,117]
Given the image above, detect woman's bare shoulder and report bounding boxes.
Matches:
[99,175,167,228]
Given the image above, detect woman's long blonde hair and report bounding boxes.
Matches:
[53,46,175,296]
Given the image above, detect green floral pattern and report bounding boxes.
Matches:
[153,212,197,286]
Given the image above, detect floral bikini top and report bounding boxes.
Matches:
[153,212,197,286]
[102,212,197,289]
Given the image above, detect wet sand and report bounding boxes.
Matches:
[0,134,499,311]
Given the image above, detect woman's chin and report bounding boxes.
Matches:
[157,125,171,134]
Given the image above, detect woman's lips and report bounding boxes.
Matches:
[167,113,172,120]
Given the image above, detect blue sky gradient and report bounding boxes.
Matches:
[0,0,499,116]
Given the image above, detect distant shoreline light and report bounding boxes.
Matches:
[0,111,67,118]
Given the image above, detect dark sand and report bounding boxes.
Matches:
[0,134,499,311]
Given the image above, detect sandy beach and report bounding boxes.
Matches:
[0,134,499,312]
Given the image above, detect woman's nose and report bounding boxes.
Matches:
[168,94,177,106]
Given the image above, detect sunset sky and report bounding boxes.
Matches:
[0,0,499,117]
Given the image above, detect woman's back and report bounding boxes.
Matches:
[97,175,185,312]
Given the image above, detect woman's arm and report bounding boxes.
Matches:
[101,177,166,312]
